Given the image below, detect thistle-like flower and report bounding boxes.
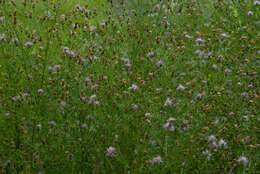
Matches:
[237,156,249,165]
[106,146,116,157]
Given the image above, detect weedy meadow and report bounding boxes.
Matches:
[0,0,259,173]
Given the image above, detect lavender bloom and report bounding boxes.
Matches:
[90,94,97,100]
[241,92,249,99]
[218,139,227,148]
[129,84,139,91]
[145,113,151,118]
[202,150,212,159]
[45,10,51,17]
[36,124,42,130]
[224,68,232,74]
[106,146,116,157]
[254,1,260,5]
[176,84,185,91]
[202,80,207,84]
[164,20,170,26]
[212,64,217,70]
[24,41,33,47]
[0,33,5,41]
[185,34,192,39]
[125,63,132,68]
[48,121,56,126]
[195,50,204,57]
[163,118,176,132]
[60,101,67,108]
[210,141,219,149]
[23,93,30,98]
[90,25,96,32]
[93,55,99,61]
[12,96,21,102]
[132,104,138,110]
[75,4,83,11]
[220,33,230,39]
[63,47,75,58]
[197,93,203,100]
[237,156,249,165]
[0,16,4,22]
[149,155,163,164]
[208,135,216,143]
[12,38,19,44]
[248,11,254,16]
[146,52,154,57]
[81,123,87,129]
[121,58,130,64]
[156,59,165,67]
[183,120,188,125]
[195,38,205,43]
[164,98,173,107]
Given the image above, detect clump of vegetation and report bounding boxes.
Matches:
[0,0,259,173]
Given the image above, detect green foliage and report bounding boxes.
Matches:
[0,0,259,173]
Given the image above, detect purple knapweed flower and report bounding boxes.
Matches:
[195,38,205,43]
[23,93,30,98]
[147,52,154,57]
[149,155,163,164]
[218,139,227,148]
[129,84,139,91]
[254,1,260,5]
[75,4,83,11]
[48,121,56,126]
[106,146,116,157]
[221,33,230,39]
[24,41,33,47]
[248,11,254,16]
[163,118,176,132]
[164,98,173,107]
[208,135,216,143]
[156,59,165,67]
[60,101,67,108]
[0,33,6,41]
[0,16,4,22]
[89,25,96,32]
[81,123,87,129]
[202,150,212,159]
[237,156,249,165]
[241,92,249,99]
[197,93,203,100]
[176,84,185,91]
[185,34,192,39]
[212,64,217,70]
[145,113,151,118]
[224,68,232,74]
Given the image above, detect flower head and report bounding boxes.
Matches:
[176,84,185,91]
[164,98,173,107]
[156,59,165,67]
[149,155,163,164]
[24,41,33,47]
[0,33,6,41]
[106,146,116,157]
[128,84,139,91]
[208,135,216,143]
[237,156,249,165]
[218,139,227,148]
[163,118,176,132]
